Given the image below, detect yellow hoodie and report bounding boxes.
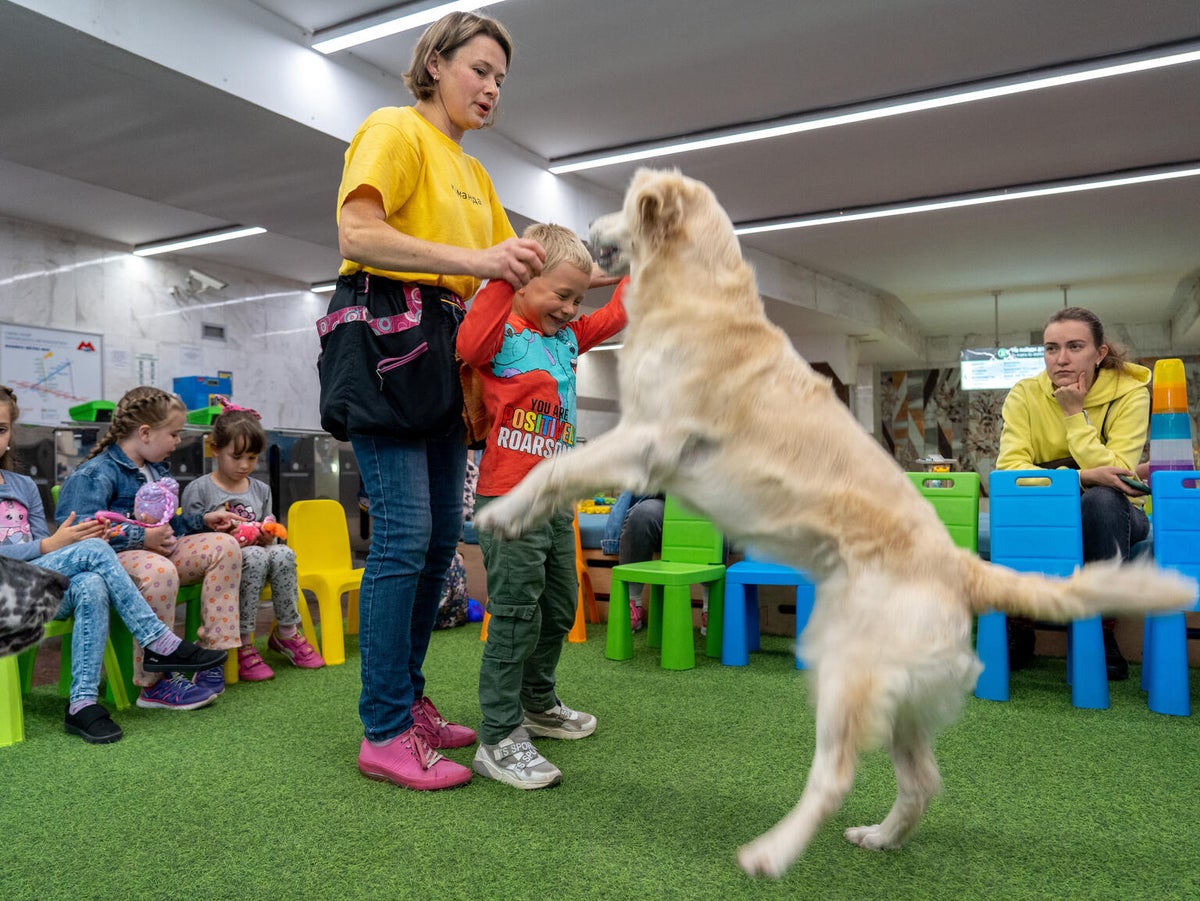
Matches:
[997,363,1151,474]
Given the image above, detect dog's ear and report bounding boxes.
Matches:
[636,179,685,245]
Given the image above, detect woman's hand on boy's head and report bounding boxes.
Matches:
[482,237,545,288]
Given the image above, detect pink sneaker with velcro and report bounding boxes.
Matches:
[357,727,472,791]
[237,645,275,681]
[267,627,325,668]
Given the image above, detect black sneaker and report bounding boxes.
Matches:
[65,703,123,744]
[1007,622,1036,672]
[143,640,228,673]
[1104,629,1129,682]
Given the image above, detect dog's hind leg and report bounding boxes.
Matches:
[843,715,940,851]
[737,671,878,879]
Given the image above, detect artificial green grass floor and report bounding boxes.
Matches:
[3,625,1199,900]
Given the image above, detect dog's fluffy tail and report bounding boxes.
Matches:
[962,553,1197,620]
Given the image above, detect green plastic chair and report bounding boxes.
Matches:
[606,496,726,670]
[905,471,980,553]
[1,617,130,747]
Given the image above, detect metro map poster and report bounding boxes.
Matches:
[0,323,104,424]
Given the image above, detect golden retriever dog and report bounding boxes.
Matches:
[473,168,1197,878]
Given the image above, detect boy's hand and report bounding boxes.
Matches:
[481,237,545,288]
[588,263,622,289]
[40,512,107,554]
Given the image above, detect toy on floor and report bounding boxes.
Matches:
[95,477,179,531]
[230,517,288,547]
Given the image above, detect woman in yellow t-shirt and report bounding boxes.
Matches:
[322,12,545,793]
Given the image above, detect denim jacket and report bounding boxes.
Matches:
[55,445,204,552]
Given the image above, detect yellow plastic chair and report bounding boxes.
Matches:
[287,499,363,666]
[2,617,129,747]
[606,496,726,670]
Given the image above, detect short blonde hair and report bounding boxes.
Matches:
[404,12,514,103]
[523,222,592,276]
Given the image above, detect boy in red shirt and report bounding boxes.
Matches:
[457,223,627,789]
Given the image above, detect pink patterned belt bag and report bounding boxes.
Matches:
[317,272,465,441]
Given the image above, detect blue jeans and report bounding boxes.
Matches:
[352,429,466,742]
[39,538,171,704]
[1081,486,1150,564]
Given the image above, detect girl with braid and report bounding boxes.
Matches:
[57,386,245,708]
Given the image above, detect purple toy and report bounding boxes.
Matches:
[96,477,179,530]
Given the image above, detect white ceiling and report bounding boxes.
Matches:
[2,0,1199,369]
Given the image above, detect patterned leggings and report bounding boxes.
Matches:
[238,544,300,636]
[119,532,242,686]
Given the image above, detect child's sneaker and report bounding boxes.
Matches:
[411,696,477,749]
[522,700,597,740]
[193,664,226,696]
[472,728,562,790]
[237,645,275,681]
[630,598,645,632]
[142,639,227,673]
[267,626,325,668]
[357,726,472,791]
[136,674,217,710]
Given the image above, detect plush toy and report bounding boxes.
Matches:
[96,477,179,530]
[229,517,287,547]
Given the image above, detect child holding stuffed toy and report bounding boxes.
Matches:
[181,400,324,680]
[56,386,246,706]
[0,385,227,740]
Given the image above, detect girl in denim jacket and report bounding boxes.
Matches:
[57,387,245,704]
[0,386,225,741]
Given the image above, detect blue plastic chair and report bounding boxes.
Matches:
[720,554,814,668]
[977,469,1108,709]
[1141,470,1200,716]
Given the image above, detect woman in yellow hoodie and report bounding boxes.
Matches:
[997,306,1151,679]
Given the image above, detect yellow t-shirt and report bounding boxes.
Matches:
[336,106,515,301]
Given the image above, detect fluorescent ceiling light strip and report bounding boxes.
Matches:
[550,43,1200,174]
[733,164,1200,235]
[313,1,509,54]
[591,343,623,352]
[133,226,266,257]
[310,281,338,293]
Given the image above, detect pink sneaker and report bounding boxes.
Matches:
[237,645,275,682]
[357,727,472,791]
[411,696,477,749]
[630,598,645,632]
[267,627,325,668]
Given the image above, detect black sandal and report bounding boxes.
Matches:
[64,703,124,744]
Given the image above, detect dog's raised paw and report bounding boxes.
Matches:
[473,500,528,540]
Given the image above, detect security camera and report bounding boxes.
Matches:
[188,269,228,292]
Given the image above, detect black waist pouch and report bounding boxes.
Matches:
[317,273,465,441]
